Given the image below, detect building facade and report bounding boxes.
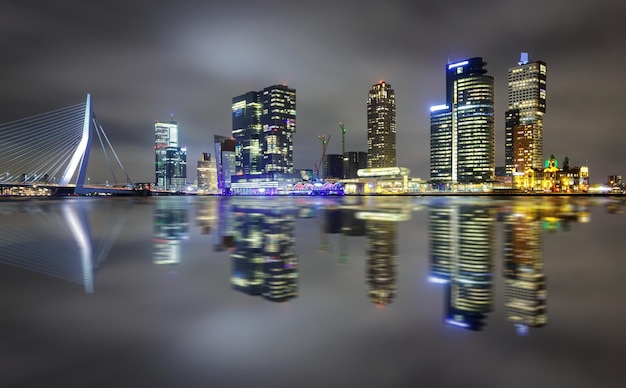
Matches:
[367,81,396,168]
[214,135,236,193]
[344,151,368,179]
[155,118,186,191]
[324,154,344,180]
[505,53,547,175]
[430,58,495,184]
[232,85,296,176]
[197,152,217,191]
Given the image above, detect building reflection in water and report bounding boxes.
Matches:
[503,202,547,335]
[357,199,410,306]
[429,202,494,331]
[153,197,190,265]
[230,199,298,302]
[195,197,217,235]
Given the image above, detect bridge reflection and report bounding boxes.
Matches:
[0,199,130,292]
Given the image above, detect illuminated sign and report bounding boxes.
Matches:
[430,104,449,112]
[357,167,410,177]
[448,60,468,70]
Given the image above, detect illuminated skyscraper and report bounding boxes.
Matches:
[197,152,217,191]
[153,117,186,191]
[261,85,296,174]
[505,53,547,175]
[430,58,495,184]
[154,117,179,189]
[214,135,236,194]
[367,81,396,168]
[232,85,296,175]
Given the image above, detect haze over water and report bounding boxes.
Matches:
[1,196,625,387]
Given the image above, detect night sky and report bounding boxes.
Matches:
[1,0,625,184]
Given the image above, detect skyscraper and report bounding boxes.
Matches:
[214,135,236,193]
[197,152,217,191]
[155,117,186,190]
[367,81,396,168]
[261,85,296,174]
[232,85,296,176]
[505,53,547,175]
[430,58,495,184]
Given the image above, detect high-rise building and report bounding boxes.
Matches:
[214,135,236,193]
[367,81,396,168]
[154,118,178,189]
[505,53,547,175]
[154,117,186,191]
[344,151,367,179]
[261,85,296,174]
[197,152,217,191]
[430,58,495,184]
[165,146,186,191]
[232,85,296,176]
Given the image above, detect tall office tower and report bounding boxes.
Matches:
[503,203,547,335]
[344,151,367,179]
[367,81,396,168]
[261,85,296,173]
[197,152,217,190]
[232,91,262,175]
[430,58,495,184]
[232,85,296,175]
[165,146,186,191]
[505,53,547,175]
[154,118,178,188]
[214,135,236,193]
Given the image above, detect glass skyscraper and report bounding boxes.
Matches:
[232,85,296,176]
[155,118,186,191]
[367,81,396,168]
[430,58,495,184]
[505,53,547,175]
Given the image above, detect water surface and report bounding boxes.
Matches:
[1,196,625,387]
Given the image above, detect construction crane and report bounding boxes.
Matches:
[339,122,346,157]
[314,135,331,180]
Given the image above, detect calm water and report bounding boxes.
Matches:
[1,195,625,387]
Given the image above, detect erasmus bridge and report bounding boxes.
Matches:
[0,94,136,195]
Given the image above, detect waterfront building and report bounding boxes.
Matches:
[214,135,236,194]
[344,151,367,179]
[324,154,344,180]
[505,53,547,175]
[232,85,296,176]
[154,118,180,190]
[165,146,187,191]
[430,58,495,184]
[197,152,217,192]
[367,81,396,168]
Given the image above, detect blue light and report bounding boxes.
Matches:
[428,276,449,284]
[445,319,470,328]
[430,104,449,112]
[448,60,468,70]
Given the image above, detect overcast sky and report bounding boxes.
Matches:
[1,0,625,184]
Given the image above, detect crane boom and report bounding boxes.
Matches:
[315,134,331,180]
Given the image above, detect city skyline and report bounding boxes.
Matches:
[1,1,625,184]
